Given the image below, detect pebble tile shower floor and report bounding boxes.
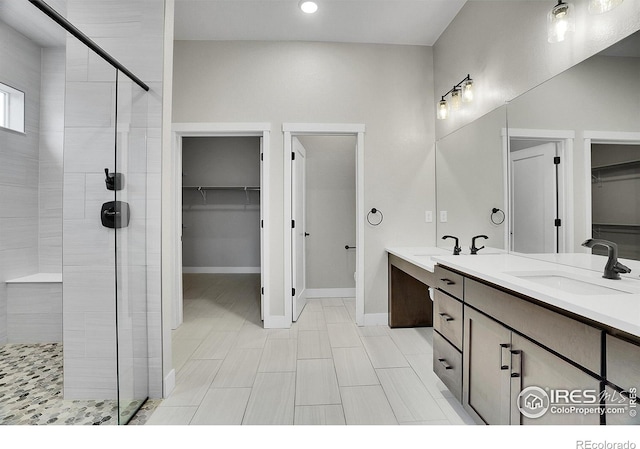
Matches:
[0,343,152,425]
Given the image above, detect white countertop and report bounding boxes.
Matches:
[386,247,453,272]
[431,253,640,338]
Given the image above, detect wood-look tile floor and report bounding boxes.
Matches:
[145,274,475,425]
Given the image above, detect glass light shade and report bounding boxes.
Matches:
[547,1,575,43]
[299,1,318,14]
[450,88,462,110]
[437,99,449,120]
[589,0,623,13]
[461,79,474,103]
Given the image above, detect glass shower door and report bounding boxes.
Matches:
[114,70,149,424]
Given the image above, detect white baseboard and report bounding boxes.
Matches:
[163,369,176,398]
[182,267,261,274]
[363,313,389,326]
[306,288,356,298]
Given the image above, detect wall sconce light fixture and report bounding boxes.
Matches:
[589,0,623,14]
[547,1,575,43]
[436,74,473,120]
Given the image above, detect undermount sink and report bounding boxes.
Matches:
[504,271,636,295]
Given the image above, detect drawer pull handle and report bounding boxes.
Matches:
[499,343,510,370]
[440,278,455,286]
[437,358,453,370]
[510,349,522,378]
[439,312,454,322]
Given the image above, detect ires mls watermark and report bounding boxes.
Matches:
[516,386,637,418]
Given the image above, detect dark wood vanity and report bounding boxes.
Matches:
[387,253,434,328]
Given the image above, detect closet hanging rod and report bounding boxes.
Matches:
[28,0,150,92]
[183,186,260,191]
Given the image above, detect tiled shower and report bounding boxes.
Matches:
[0,0,164,425]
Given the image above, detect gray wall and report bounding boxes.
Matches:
[300,135,356,290]
[0,21,42,344]
[434,0,640,139]
[182,137,261,270]
[172,40,436,318]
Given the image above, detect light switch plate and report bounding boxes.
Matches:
[425,211,433,223]
[440,211,448,222]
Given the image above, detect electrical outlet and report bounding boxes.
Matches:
[425,211,433,223]
[440,211,448,222]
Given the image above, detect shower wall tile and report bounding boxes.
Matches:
[63,128,116,173]
[63,265,116,314]
[0,153,39,187]
[64,82,115,128]
[0,219,38,251]
[7,313,62,343]
[0,186,38,218]
[65,37,89,82]
[7,283,62,343]
[63,312,87,358]
[85,312,117,359]
[63,0,165,400]
[63,357,118,400]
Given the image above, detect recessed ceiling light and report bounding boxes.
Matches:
[299,1,318,14]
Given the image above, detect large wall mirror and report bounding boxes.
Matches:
[436,29,640,267]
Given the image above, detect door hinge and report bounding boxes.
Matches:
[260,153,264,161]
[554,156,561,165]
[292,288,296,296]
[261,220,264,228]
[261,287,264,295]
[292,220,295,228]
[292,152,295,160]
[555,218,562,227]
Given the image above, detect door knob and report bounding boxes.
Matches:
[304,232,310,237]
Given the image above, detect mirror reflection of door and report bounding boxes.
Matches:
[510,142,560,253]
[591,143,640,260]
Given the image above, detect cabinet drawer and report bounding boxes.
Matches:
[434,265,464,299]
[606,334,640,392]
[433,290,463,350]
[433,330,462,402]
[465,278,602,375]
[605,386,640,425]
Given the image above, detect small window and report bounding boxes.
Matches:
[0,82,25,133]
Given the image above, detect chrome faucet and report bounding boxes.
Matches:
[470,235,488,255]
[442,235,461,255]
[581,239,631,280]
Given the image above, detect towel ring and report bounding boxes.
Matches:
[490,208,505,225]
[367,208,383,226]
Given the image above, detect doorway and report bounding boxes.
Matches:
[169,124,271,333]
[291,135,357,321]
[507,129,574,254]
[584,134,640,260]
[284,124,365,326]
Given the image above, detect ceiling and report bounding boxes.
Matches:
[174,0,467,46]
[0,0,66,47]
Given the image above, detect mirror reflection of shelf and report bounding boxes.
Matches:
[183,185,260,203]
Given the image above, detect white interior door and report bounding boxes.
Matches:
[259,137,264,321]
[510,142,558,253]
[292,137,307,321]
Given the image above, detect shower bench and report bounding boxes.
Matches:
[5,273,62,343]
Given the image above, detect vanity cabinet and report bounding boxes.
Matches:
[432,263,615,425]
[387,254,433,327]
[605,334,640,425]
[432,265,464,401]
[463,305,601,425]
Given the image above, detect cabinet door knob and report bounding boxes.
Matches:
[439,312,454,322]
[510,349,522,378]
[440,278,455,286]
